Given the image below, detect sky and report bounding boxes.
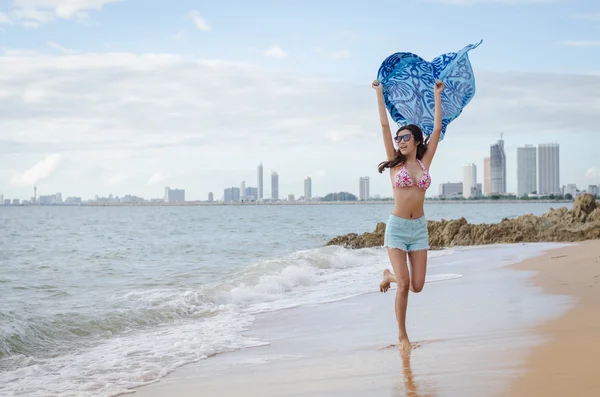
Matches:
[1,0,599,201]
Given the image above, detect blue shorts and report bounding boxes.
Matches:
[383,214,429,252]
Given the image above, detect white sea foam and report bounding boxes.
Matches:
[2,243,562,397]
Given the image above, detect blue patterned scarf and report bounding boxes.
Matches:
[377,40,482,141]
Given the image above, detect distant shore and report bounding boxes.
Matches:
[18,199,573,207]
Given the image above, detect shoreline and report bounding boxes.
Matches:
[131,242,578,397]
[509,239,600,396]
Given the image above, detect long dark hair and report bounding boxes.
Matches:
[378,124,428,173]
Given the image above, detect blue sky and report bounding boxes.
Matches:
[1,0,599,200]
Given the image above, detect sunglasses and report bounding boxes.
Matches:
[394,133,412,143]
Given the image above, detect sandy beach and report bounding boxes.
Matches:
[510,239,600,397]
[130,241,600,397]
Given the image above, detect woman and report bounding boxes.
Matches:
[372,78,445,351]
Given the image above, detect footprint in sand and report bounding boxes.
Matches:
[381,341,429,350]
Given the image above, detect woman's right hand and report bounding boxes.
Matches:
[372,80,382,92]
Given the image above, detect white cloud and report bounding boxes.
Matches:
[11,0,124,25]
[585,168,600,179]
[11,154,63,186]
[147,172,166,186]
[47,41,75,54]
[0,12,11,24]
[329,49,351,60]
[12,7,53,26]
[189,10,210,31]
[1,50,599,199]
[559,40,600,48]
[264,46,286,59]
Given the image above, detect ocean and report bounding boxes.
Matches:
[0,202,568,396]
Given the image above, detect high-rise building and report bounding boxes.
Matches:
[304,177,312,201]
[517,145,537,197]
[208,192,214,202]
[288,194,295,202]
[271,171,279,200]
[587,185,599,197]
[490,138,506,194]
[245,187,258,201]
[483,157,491,195]
[439,182,463,198]
[257,163,263,200]
[564,184,577,198]
[240,181,246,201]
[165,187,185,202]
[538,143,560,195]
[463,164,477,199]
[359,177,370,201]
[39,193,63,205]
[224,187,240,202]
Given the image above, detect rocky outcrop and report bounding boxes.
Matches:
[325,194,600,250]
[325,222,387,249]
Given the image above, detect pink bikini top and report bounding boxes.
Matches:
[394,159,431,190]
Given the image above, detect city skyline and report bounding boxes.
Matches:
[1,1,599,202]
[3,134,597,203]
[0,134,600,204]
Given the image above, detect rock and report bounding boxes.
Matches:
[573,193,598,220]
[588,208,600,223]
[325,194,600,250]
[325,222,386,249]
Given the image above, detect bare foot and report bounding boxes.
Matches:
[379,269,393,292]
[399,335,412,351]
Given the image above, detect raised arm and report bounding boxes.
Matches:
[421,80,444,169]
[372,80,396,161]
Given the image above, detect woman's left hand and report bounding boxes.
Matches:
[434,80,445,95]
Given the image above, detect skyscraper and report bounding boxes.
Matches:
[517,145,537,197]
[257,163,263,200]
[208,192,214,202]
[538,143,560,195]
[463,164,477,199]
[359,177,370,201]
[245,187,258,201]
[224,187,240,202]
[490,138,506,194]
[483,157,491,196]
[164,187,185,202]
[240,181,246,201]
[304,177,312,201]
[271,171,279,200]
[439,182,463,198]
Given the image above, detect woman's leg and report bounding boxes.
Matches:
[407,250,427,293]
[379,250,427,293]
[386,247,412,350]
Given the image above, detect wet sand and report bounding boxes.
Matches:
[133,243,578,397]
[510,240,600,397]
